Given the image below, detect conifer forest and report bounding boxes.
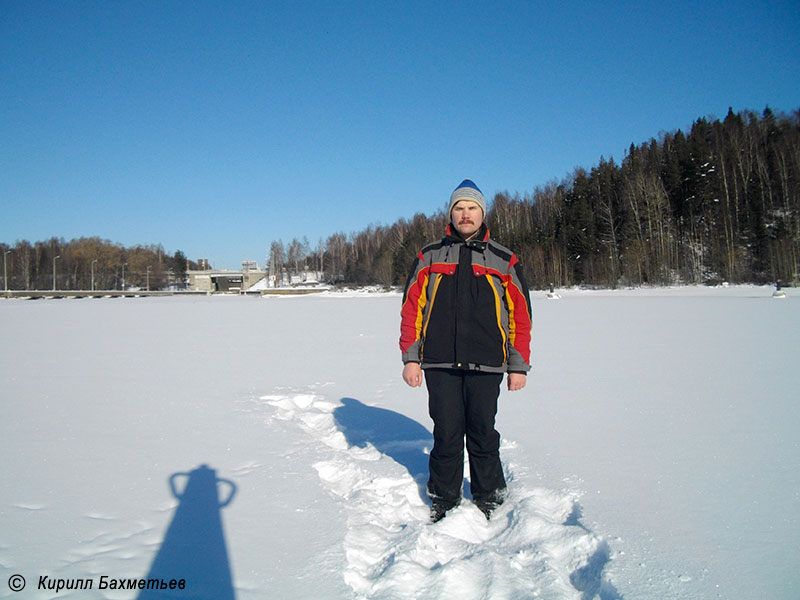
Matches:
[3,107,799,291]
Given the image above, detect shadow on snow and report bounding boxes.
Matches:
[138,464,237,600]
[334,397,432,502]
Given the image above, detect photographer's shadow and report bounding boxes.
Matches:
[138,464,236,600]
[334,397,432,501]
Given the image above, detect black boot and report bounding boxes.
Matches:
[473,488,506,520]
[474,499,499,520]
[430,497,460,523]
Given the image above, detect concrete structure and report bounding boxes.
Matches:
[188,262,266,293]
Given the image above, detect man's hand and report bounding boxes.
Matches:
[402,362,423,387]
[507,372,527,391]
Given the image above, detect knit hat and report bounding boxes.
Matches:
[449,179,486,216]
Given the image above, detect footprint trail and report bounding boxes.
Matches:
[263,393,615,600]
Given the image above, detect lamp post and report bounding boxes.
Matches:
[91,259,98,291]
[121,262,127,291]
[52,255,61,291]
[4,250,11,294]
[146,266,152,291]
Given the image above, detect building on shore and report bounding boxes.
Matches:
[187,260,266,293]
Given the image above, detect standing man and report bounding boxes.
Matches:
[400,179,532,522]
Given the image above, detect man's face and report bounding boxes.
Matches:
[451,200,484,238]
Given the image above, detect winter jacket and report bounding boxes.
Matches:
[400,224,532,374]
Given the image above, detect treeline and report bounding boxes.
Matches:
[0,237,196,291]
[273,106,800,289]
[5,107,798,292]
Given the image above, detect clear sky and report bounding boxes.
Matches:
[2,1,798,269]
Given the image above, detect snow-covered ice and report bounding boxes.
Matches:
[1,286,798,599]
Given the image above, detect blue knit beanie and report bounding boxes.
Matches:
[449,179,486,216]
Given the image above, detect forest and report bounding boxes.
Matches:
[278,106,798,290]
[3,107,799,291]
[0,238,195,291]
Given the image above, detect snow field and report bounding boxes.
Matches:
[1,286,797,599]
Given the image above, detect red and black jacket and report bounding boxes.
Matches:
[400,224,532,373]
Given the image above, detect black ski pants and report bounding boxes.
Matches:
[425,368,506,505]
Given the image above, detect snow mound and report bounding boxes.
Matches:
[262,393,616,599]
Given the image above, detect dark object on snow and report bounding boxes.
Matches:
[475,499,501,520]
[430,497,461,523]
[474,488,506,520]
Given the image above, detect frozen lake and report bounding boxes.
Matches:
[1,286,798,599]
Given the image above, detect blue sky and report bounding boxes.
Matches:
[2,1,798,269]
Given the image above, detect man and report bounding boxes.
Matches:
[400,179,532,522]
